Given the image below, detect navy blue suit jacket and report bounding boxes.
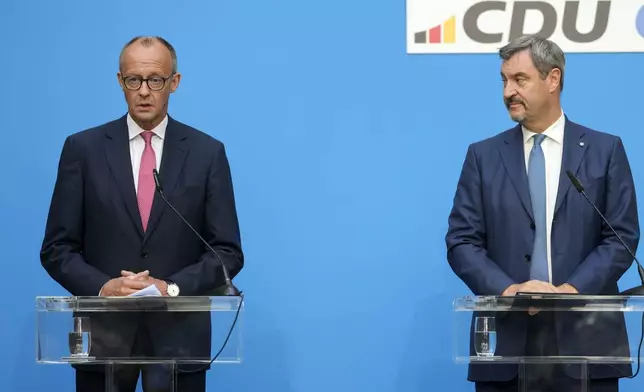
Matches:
[40,115,244,367]
[445,117,639,381]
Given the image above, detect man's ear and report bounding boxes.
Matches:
[117,72,125,90]
[548,68,561,94]
[169,72,182,93]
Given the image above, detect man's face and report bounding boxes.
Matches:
[501,50,558,125]
[117,41,181,130]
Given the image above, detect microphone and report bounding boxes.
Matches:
[566,170,644,295]
[152,168,241,296]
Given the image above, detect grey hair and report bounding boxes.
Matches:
[119,36,178,74]
[499,34,565,92]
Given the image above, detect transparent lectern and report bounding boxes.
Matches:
[453,294,644,392]
[36,296,244,392]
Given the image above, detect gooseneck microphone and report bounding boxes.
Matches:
[152,168,241,296]
[566,170,644,295]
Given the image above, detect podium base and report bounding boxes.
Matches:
[61,356,96,362]
[518,360,588,392]
[105,362,178,392]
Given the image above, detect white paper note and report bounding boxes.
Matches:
[127,284,162,297]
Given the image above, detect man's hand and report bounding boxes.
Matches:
[556,283,579,294]
[100,271,152,296]
[121,270,150,280]
[502,280,558,316]
[501,280,557,296]
[121,270,169,296]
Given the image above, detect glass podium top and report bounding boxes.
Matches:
[453,294,644,312]
[36,296,242,312]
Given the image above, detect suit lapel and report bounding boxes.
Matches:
[554,119,587,216]
[499,125,534,222]
[143,117,188,243]
[104,116,144,238]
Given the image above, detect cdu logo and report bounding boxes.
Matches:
[463,1,609,44]
[407,0,644,54]
[636,5,644,37]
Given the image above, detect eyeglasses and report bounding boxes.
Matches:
[122,74,174,91]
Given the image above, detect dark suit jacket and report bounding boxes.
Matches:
[40,114,244,368]
[445,117,639,382]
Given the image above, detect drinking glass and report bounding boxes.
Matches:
[474,316,496,357]
[68,317,91,357]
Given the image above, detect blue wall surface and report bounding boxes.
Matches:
[2,0,644,391]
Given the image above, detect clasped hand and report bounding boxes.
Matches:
[100,270,168,296]
[502,280,578,315]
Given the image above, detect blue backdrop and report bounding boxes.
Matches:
[2,0,644,391]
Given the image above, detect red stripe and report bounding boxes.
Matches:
[428,25,441,43]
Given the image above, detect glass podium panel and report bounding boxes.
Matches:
[453,294,644,392]
[36,296,244,392]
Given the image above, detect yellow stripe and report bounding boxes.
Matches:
[443,16,456,43]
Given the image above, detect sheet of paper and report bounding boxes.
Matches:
[127,284,162,297]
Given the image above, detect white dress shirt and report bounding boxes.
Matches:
[127,114,167,193]
[521,111,565,284]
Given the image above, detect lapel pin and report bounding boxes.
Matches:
[579,142,585,147]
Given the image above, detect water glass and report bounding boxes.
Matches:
[68,316,91,357]
[474,316,496,357]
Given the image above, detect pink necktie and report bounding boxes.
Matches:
[137,131,156,232]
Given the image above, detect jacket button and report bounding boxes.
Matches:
[525,255,531,262]
[530,223,535,230]
[140,252,148,259]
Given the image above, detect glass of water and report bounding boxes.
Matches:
[68,316,91,357]
[475,316,496,357]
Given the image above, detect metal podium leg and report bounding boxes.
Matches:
[105,363,115,392]
[518,360,526,392]
[170,363,177,392]
[579,361,588,392]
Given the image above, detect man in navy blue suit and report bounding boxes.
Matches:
[445,34,639,392]
[40,36,244,392]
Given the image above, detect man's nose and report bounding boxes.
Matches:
[138,83,151,97]
[503,84,516,100]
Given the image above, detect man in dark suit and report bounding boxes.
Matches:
[445,34,639,392]
[40,36,244,392]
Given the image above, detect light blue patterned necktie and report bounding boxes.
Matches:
[528,134,548,281]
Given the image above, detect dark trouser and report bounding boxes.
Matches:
[475,377,618,392]
[475,312,619,392]
[75,325,206,392]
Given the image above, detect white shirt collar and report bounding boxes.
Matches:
[521,111,565,145]
[127,113,168,141]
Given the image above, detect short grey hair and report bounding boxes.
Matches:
[119,36,178,74]
[499,34,565,92]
